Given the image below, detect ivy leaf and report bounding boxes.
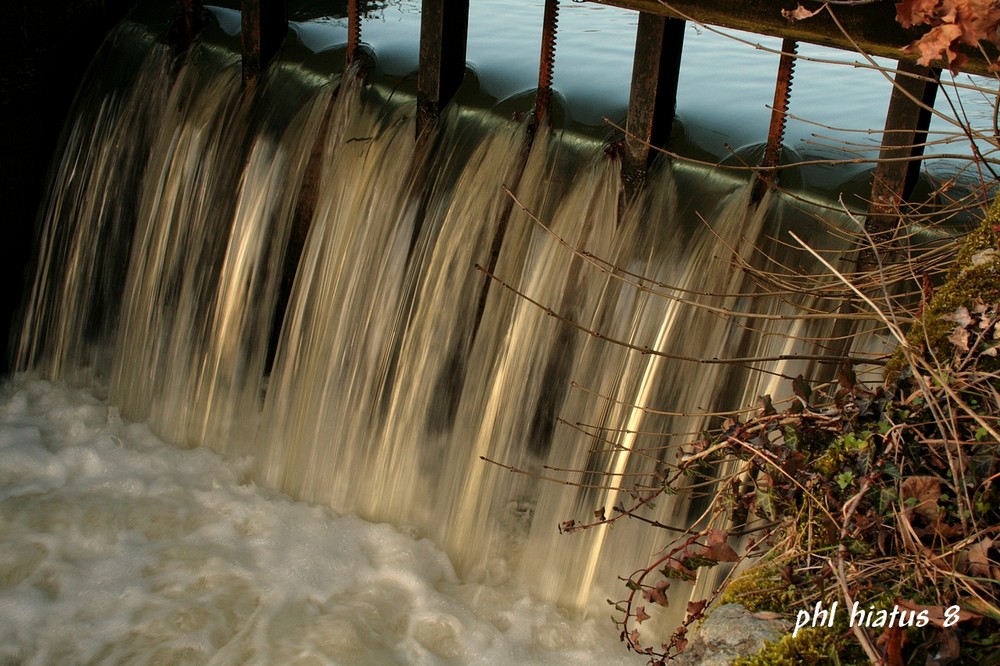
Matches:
[687,599,708,617]
[837,363,857,391]
[836,470,855,490]
[705,528,728,545]
[792,375,812,403]
[643,579,671,606]
[756,394,776,417]
[702,532,740,562]
[635,606,651,623]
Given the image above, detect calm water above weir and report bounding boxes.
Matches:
[4,2,997,663]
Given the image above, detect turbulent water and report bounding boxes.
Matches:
[0,378,643,664]
[6,9,900,663]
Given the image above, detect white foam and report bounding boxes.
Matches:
[0,377,642,665]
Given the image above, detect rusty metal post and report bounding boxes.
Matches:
[829,60,938,364]
[168,0,204,53]
[179,0,203,43]
[417,0,470,136]
[621,13,685,201]
[535,0,561,127]
[858,60,938,272]
[242,0,288,89]
[750,37,797,205]
[347,0,362,65]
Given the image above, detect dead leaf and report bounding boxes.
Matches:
[782,3,822,21]
[907,23,964,68]
[877,625,904,666]
[703,540,740,563]
[901,476,942,522]
[944,305,972,327]
[705,528,728,545]
[966,537,999,578]
[792,374,812,403]
[687,599,708,617]
[948,326,970,352]
[635,606,651,623]
[896,599,981,628]
[959,596,1000,622]
[897,0,1000,74]
[751,610,784,620]
[757,394,776,416]
[936,629,961,663]
[645,580,670,606]
[971,248,999,266]
[896,0,932,28]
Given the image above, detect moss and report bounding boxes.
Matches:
[719,556,801,613]
[731,627,850,666]
[718,564,842,665]
[887,201,1000,380]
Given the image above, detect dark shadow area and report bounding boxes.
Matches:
[0,0,133,373]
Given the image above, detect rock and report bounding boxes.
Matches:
[670,603,789,665]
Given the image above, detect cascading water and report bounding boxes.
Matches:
[7,9,889,662]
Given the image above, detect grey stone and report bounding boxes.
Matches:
[669,603,789,665]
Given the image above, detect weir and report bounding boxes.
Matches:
[9,0,994,639]
[224,0,969,257]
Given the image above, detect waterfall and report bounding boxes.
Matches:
[17,19,860,624]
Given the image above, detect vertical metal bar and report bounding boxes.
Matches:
[859,59,938,272]
[347,0,361,65]
[535,0,560,127]
[167,0,203,53]
[751,37,797,205]
[417,0,470,136]
[621,14,685,201]
[178,0,202,45]
[241,0,288,89]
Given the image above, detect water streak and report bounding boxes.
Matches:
[18,21,862,626]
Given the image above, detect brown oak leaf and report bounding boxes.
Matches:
[897,0,1000,73]
[906,22,965,68]
[901,475,941,523]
